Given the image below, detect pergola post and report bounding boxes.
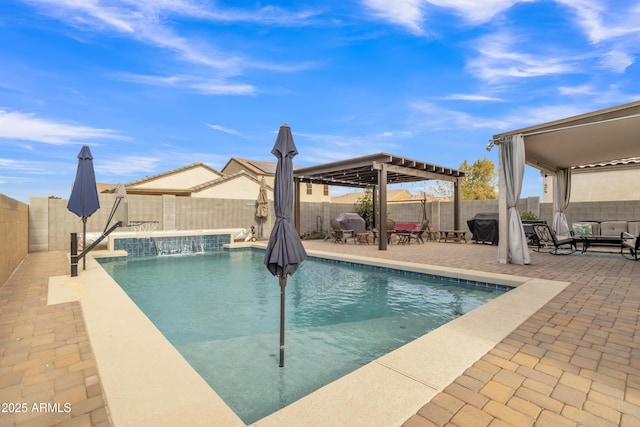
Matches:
[454,178,460,230]
[378,165,388,250]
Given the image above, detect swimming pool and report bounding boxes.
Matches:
[99,249,507,424]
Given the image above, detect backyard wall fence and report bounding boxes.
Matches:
[1,194,28,285]
[26,193,640,253]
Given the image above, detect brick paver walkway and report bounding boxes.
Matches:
[302,240,640,427]
[1,242,639,426]
[0,252,111,427]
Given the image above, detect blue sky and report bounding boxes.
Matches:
[1,0,639,203]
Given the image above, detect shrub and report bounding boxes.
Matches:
[301,231,324,240]
[520,210,540,221]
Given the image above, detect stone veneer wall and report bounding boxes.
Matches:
[1,194,28,285]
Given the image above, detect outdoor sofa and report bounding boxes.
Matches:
[572,220,640,254]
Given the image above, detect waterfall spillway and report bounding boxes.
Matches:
[155,236,206,256]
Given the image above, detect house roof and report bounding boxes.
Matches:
[192,170,273,192]
[222,158,280,176]
[332,189,413,204]
[573,156,640,171]
[125,162,221,187]
[96,183,117,193]
[493,100,640,173]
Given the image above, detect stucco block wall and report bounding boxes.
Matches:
[29,193,640,252]
[539,200,640,228]
[28,197,49,252]
[1,194,28,286]
[32,194,277,251]
[325,197,538,233]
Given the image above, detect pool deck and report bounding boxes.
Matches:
[1,240,639,426]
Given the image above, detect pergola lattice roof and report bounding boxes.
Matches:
[293,153,464,188]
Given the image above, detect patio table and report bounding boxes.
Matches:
[578,235,623,253]
[438,230,467,243]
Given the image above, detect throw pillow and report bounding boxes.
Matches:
[572,223,592,236]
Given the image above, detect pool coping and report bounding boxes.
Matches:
[47,245,570,427]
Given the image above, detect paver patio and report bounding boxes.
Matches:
[1,239,639,426]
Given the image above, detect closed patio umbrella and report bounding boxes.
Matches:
[256,176,269,239]
[264,124,307,367]
[67,145,100,270]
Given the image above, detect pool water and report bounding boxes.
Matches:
[99,250,506,424]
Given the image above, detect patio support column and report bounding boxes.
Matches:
[378,165,388,250]
[497,145,508,264]
[294,177,301,234]
[372,186,377,230]
[454,178,460,230]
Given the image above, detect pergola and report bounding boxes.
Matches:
[490,100,640,264]
[293,153,464,250]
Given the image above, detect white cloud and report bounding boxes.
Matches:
[116,73,256,95]
[444,94,505,101]
[95,156,160,176]
[360,0,426,35]
[556,0,640,43]
[206,124,239,135]
[0,111,127,145]
[467,32,576,82]
[409,100,512,130]
[25,0,319,74]
[191,82,255,96]
[426,0,525,24]
[554,0,640,73]
[600,50,634,72]
[558,85,597,95]
[361,0,527,33]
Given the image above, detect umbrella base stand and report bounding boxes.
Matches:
[279,276,286,368]
[70,221,123,277]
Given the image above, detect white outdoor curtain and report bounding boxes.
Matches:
[552,168,571,236]
[501,134,530,265]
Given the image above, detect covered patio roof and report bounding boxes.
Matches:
[492,100,640,173]
[293,153,464,250]
[492,99,640,264]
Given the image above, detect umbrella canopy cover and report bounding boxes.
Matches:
[264,124,307,277]
[67,145,100,218]
[256,176,269,219]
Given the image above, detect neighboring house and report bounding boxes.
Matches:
[191,170,273,200]
[542,157,640,202]
[331,189,414,205]
[96,183,117,194]
[222,157,331,203]
[124,163,223,196]
[109,162,273,200]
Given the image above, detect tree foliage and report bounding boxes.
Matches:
[459,158,497,200]
[356,189,374,229]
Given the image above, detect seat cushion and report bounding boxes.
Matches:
[623,237,637,250]
[600,221,628,236]
[628,221,640,236]
[555,235,574,245]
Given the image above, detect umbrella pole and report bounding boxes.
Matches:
[82,217,87,270]
[279,276,286,367]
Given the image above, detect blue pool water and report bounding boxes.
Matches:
[99,250,507,424]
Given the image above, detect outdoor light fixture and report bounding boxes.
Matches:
[486,141,495,152]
